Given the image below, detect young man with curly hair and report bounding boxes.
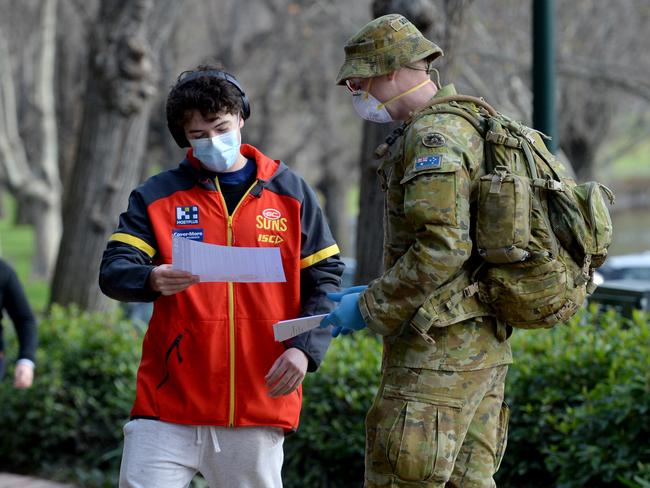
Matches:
[100,65,343,488]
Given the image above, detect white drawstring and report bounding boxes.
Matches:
[209,427,221,453]
[195,426,220,452]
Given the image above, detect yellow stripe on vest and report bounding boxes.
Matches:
[109,233,156,258]
[300,244,340,269]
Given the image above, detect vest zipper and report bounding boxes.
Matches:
[156,333,184,389]
[214,178,259,427]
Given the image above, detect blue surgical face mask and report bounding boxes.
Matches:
[190,126,241,172]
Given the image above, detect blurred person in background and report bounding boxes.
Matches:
[0,258,37,389]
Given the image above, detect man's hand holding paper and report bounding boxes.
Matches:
[149,264,199,295]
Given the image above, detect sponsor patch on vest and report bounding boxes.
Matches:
[414,154,442,171]
[172,228,204,241]
[176,205,199,225]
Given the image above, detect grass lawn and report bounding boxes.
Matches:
[598,138,650,180]
[0,194,49,313]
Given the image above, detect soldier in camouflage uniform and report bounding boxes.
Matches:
[320,14,512,488]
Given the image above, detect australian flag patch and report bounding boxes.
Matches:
[176,205,199,225]
[414,154,442,171]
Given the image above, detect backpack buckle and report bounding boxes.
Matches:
[411,325,436,345]
[586,279,598,294]
[463,283,480,298]
[532,178,563,192]
[410,311,436,345]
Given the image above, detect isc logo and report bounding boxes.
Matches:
[258,234,284,244]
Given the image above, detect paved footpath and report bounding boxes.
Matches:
[0,473,76,487]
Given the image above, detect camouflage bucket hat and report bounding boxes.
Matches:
[336,14,443,85]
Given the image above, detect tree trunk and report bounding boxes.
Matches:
[29,0,62,280]
[557,83,614,182]
[0,10,61,280]
[316,163,349,255]
[354,121,393,284]
[55,0,101,204]
[50,0,181,311]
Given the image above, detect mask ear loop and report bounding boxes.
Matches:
[362,78,373,101]
[429,66,442,89]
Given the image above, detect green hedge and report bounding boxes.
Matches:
[1,305,648,487]
[497,308,650,488]
[283,333,382,488]
[0,305,140,486]
[286,307,650,488]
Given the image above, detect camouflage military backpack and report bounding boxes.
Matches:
[420,95,615,329]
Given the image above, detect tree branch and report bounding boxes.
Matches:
[466,49,650,102]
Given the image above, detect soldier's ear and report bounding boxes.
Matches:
[386,70,398,81]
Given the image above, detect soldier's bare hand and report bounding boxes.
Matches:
[265,348,308,397]
[149,264,199,295]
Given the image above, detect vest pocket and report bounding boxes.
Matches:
[476,168,532,263]
[156,332,184,389]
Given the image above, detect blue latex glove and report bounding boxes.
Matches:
[326,285,368,302]
[319,292,367,337]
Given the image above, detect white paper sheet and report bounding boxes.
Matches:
[273,314,328,342]
[172,236,286,282]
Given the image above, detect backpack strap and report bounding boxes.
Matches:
[412,94,495,132]
[423,94,498,116]
[413,95,497,172]
[374,94,495,160]
[418,105,486,133]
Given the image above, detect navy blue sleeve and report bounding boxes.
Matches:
[99,189,160,303]
[281,177,344,371]
[283,256,344,372]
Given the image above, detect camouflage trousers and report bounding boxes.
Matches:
[365,365,509,488]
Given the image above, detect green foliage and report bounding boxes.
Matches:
[0,305,141,487]
[285,308,650,488]
[2,304,648,488]
[497,308,650,488]
[283,333,382,488]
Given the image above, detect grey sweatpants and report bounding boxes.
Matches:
[119,419,285,488]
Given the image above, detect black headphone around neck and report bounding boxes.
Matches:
[168,70,250,148]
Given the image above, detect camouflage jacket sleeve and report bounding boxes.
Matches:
[358,111,484,335]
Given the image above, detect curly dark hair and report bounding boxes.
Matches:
[166,64,246,147]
